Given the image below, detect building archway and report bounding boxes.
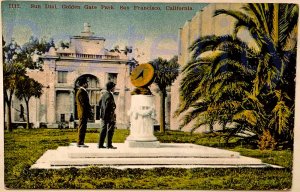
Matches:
[74,74,101,122]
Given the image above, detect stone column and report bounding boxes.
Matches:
[170,76,182,130]
[46,60,56,125]
[125,95,160,148]
[47,83,56,124]
[69,90,75,128]
[35,98,40,128]
[116,66,127,128]
[165,89,171,129]
[69,90,74,116]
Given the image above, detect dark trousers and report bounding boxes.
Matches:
[98,120,115,147]
[78,118,88,145]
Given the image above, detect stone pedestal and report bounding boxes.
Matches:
[125,95,160,148]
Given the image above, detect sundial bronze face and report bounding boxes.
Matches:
[130,63,155,87]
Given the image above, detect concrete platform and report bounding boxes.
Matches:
[31,143,282,169]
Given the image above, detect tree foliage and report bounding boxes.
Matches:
[15,76,43,129]
[150,56,180,133]
[177,3,298,149]
[3,36,52,130]
[3,39,26,131]
[17,36,54,70]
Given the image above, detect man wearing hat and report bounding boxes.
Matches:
[98,81,117,149]
[76,77,92,147]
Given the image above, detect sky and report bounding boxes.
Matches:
[2,1,208,62]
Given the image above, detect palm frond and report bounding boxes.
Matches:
[269,100,292,134]
[271,4,279,46]
[189,35,234,60]
[233,110,258,126]
[182,57,211,73]
[180,101,209,128]
[243,4,269,34]
[214,9,258,36]
[190,119,209,134]
[283,4,299,45]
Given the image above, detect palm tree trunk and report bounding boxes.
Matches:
[7,100,12,132]
[6,90,14,132]
[209,121,214,133]
[160,90,166,133]
[222,120,227,130]
[25,100,31,129]
[4,98,6,131]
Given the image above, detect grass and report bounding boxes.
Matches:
[4,128,293,190]
[156,131,293,169]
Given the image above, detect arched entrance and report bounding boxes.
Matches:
[74,74,101,122]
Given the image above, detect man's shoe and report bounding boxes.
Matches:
[107,145,117,149]
[77,144,89,148]
[98,145,106,149]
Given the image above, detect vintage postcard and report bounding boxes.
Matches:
[1,0,299,191]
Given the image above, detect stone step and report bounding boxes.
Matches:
[30,143,282,169]
[63,143,240,158]
[50,156,263,166]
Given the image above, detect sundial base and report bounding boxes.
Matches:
[30,143,280,169]
[126,95,159,147]
[125,140,160,148]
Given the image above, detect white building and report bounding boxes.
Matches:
[10,23,141,128]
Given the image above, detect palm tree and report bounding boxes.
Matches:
[177,35,257,133]
[3,36,50,131]
[215,3,298,147]
[178,3,298,148]
[15,75,43,129]
[215,4,298,96]
[151,56,179,133]
[3,40,26,131]
[3,62,26,131]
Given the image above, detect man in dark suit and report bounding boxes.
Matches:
[98,82,117,149]
[76,77,92,148]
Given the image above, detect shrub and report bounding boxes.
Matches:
[258,130,277,150]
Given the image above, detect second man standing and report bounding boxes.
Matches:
[98,82,117,149]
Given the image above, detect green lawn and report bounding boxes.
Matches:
[4,128,293,190]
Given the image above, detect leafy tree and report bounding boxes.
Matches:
[3,39,26,131]
[15,75,43,129]
[2,37,4,126]
[18,36,54,70]
[3,36,52,131]
[3,63,26,131]
[151,56,179,133]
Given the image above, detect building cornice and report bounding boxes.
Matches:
[40,55,60,60]
[71,36,106,41]
[57,57,129,64]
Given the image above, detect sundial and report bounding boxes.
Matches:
[130,63,155,87]
[130,63,155,95]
